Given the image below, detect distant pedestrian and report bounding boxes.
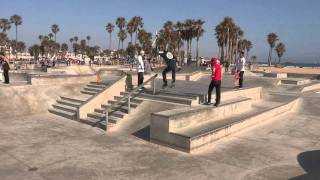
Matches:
[205,57,222,107]
[225,61,230,72]
[128,54,135,71]
[136,50,145,90]
[0,52,10,84]
[236,52,246,89]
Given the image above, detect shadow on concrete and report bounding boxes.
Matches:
[289,150,320,180]
[132,125,150,141]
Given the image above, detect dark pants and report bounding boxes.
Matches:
[208,80,221,104]
[138,72,144,87]
[238,71,244,88]
[162,66,176,85]
[3,70,9,84]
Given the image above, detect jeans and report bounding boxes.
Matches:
[138,72,144,87]
[208,80,221,104]
[238,71,244,88]
[3,70,9,84]
[162,65,176,85]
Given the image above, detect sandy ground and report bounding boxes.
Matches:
[255,66,320,75]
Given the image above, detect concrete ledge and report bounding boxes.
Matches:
[264,73,287,78]
[150,97,253,152]
[30,74,97,85]
[280,79,311,86]
[302,82,320,92]
[210,87,262,102]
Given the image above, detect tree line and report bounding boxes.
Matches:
[0,14,286,65]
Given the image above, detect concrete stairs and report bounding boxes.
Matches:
[49,96,86,120]
[49,81,108,120]
[151,94,298,153]
[80,94,144,130]
[80,81,109,95]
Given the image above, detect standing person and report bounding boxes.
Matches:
[128,53,135,71]
[136,50,145,89]
[205,57,222,107]
[236,52,246,89]
[158,50,177,88]
[0,52,10,84]
[225,61,230,72]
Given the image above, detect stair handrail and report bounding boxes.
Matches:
[104,73,158,130]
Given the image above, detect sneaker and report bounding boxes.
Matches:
[214,103,220,107]
[162,83,168,89]
[170,83,175,88]
[204,102,212,105]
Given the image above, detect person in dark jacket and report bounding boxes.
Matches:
[0,52,10,84]
[158,50,177,88]
[205,57,222,106]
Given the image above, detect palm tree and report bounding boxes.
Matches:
[106,23,115,51]
[194,19,205,66]
[73,36,78,43]
[118,29,127,50]
[174,21,184,64]
[51,24,59,42]
[251,55,257,65]
[267,32,278,66]
[86,35,91,46]
[10,14,22,41]
[48,33,54,40]
[131,16,143,44]
[243,39,252,60]
[38,35,43,44]
[69,38,73,51]
[0,18,11,32]
[126,20,135,43]
[275,42,286,64]
[116,17,126,50]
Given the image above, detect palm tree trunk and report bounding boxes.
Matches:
[268,48,272,66]
[134,31,137,45]
[54,33,56,42]
[130,35,133,44]
[109,33,112,51]
[196,38,199,67]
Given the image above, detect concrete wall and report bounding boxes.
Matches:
[264,73,287,79]
[78,76,127,119]
[0,84,86,118]
[30,75,97,85]
[210,87,262,103]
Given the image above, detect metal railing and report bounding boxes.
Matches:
[104,73,158,130]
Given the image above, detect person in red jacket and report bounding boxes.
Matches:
[205,57,222,106]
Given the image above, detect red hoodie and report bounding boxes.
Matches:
[211,57,222,81]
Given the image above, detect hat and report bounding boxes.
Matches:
[211,57,219,64]
[140,50,145,55]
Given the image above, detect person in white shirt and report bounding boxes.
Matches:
[136,50,145,89]
[236,52,246,88]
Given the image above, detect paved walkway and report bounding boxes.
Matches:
[0,75,319,179]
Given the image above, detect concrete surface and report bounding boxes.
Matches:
[0,70,320,179]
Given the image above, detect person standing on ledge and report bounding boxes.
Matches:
[236,52,246,89]
[136,50,145,90]
[205,57,221,107]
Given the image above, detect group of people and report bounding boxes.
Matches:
[0,52,10,84]
[128,49,178,90]
[205,52,246,107]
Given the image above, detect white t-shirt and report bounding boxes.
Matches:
[237,57,246,71]
[136,55,144,73]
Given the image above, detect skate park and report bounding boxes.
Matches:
[1,63,320,179]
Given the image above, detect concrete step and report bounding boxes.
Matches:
[48,108,76,120]
[107,100,139,108]
[80,118,115,130]
[52,103,77,113]
[81,90,98,95]
[89,81,109,85]
[87,84,107,89]
[94,108,127,118]
[171,100,294,152]
[114,96,144,104]
[121,91,194,105]
[84,87,103,92]
[56,99,82,107]
[60,96,87,103]
[87,112,121,123]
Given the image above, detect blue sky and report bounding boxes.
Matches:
[1,0,320,63]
